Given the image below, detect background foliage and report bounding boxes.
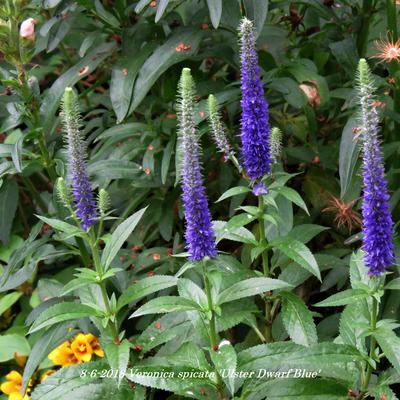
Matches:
[1,0,400,399]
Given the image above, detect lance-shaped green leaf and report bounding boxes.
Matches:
[314,289,369,307]
[28,302,98,333]
[280,291,318,347]
[270,237,321,281]
[242,377,350,400]
[217,277,292,306]
[0,291,22,315]
[216,186,251,203]
[101,207,147,270]
[22,323,78,393]
[374,328,400,374]
[210,340,237,396]
[129,296,201,319]
[117,275,178,310]
[104,339,131,386]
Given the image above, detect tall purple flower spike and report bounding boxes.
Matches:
[177,68,217,261]
[61,87,97,231]
[238,17,271,193]
[358,59,394,275]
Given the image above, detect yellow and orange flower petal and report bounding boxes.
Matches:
[48,341,79,366]
[71,334,93,362]
[9,392,29,400]
[1,370,30,399]
[40,369,56,383]
[84,334,104,358]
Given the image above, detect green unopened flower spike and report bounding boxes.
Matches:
[98,188,111,217]
[270,127,283,163]
[55,177,71,209]
[207,94,233,160]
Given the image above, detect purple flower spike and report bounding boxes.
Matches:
[61,87,97,231]
[238,17,271,182]
[358,59,394,275]
[177,68,217,261]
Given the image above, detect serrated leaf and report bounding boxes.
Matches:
[28,302,97,333]
[129,296,201,318]
[217,277,292,305]
[210,340,236,395]
[271,238,321,281]
[35,216,81,237]
[280,291,318,347]
[104,339,131,386]
[22,323,78,393]
[271,186,309,215]
[117,275,177,309]
[216,186,251,203]
[243,378,349,400]
[314,289,369,307]
[101,207,147,270]
[30,361,142,400]
[177,278,208,309]
[374,328,400,374]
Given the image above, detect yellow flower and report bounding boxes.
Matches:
[0,370,29,400]
[70,334,93,362]
[40,370,56,383]
[85,334,104,358]
[48,341,79,367]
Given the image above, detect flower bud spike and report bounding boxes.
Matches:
[61,87,97,231]
[357,59,394,275]
[177,68,217,261]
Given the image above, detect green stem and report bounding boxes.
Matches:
[89,231,119,341]
[202,261,224,398]
[361,296,378,393]
[22,176,48,213]
[387,0,398,41]
[258,196,272,343]
[356,0,374,57]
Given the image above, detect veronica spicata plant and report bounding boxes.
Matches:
[315,59,399,399]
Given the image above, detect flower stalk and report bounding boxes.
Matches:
[357,59,394,275]
[177,68,217,261]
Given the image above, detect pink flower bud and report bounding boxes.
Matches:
[20,18,37,41]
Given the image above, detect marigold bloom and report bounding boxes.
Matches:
[61,87,97,230]
[70,334,93,362]
[0,371,30,400]
[84,334,104,357]
[48,341,79,366]
[177,68,217,261]
[357,59,395,275]
[238,18,271,185]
